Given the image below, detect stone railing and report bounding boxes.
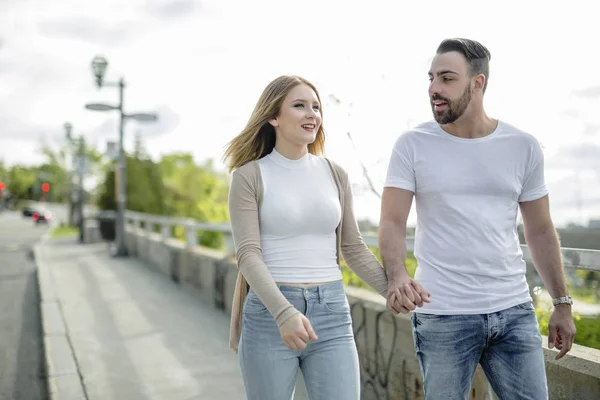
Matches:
[123,210,600,400]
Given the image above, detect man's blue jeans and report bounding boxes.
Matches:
[412,301,548,400]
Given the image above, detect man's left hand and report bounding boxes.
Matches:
[547,305,576,360]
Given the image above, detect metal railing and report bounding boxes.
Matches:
[125,210,600,273]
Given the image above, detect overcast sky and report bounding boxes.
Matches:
[1,0,599,227]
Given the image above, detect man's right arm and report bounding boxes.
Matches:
[380,187,430,313]
[380,134,430,313]
[379,187,413,285]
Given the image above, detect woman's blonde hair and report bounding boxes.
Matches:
[222,75,325,172]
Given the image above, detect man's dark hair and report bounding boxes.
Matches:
[437,38,491,93]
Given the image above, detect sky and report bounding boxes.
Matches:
[1,0,600,227]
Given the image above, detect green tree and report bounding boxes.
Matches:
[97,155,166,215]
[95,151,230,250]
[97,168,117,211]
[0,160,8,197]
[159,153,229,248]
[127,156,166,215]
[6,165,37,201]
[0,160,7,180]
[0,141,103,210]
[37,141,104,223]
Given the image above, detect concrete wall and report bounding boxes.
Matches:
[125,227,600,400]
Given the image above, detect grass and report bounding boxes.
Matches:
[50,225,79,239]
[536,307,600,350]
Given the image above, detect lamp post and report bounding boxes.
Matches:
[64,122,75,226]
[86,55,158,257]
[76,135,86,243]
[64,122,86,242]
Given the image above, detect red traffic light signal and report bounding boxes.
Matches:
[41,182,50,193]
[0,181,5,191]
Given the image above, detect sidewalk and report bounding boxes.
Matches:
[35,239,246,400]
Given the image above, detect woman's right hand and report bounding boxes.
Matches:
[279,313,318,350]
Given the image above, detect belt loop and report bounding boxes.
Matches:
[318,285,324,303]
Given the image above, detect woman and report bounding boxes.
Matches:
[223,75,389,400]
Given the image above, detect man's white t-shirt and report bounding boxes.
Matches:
[384,120,548,315]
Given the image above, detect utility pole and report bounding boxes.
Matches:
[116,77,127,255]
[77,136,86,243]
[64,122,76,226]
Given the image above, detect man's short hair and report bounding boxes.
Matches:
[437,38,491,93]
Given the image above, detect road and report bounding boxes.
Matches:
[0,211,49,400]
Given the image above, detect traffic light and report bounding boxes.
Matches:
[0,181,5,191]
[41,182,50,193]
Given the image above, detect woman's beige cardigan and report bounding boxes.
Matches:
[228,157,388,353]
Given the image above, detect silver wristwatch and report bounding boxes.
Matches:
[552,296,573,306]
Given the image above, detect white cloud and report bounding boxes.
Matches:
[1,0,599,225]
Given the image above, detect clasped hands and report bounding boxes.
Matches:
[387,277,431,314]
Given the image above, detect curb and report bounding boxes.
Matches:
[35,242,88,400]
[40,227,53,243]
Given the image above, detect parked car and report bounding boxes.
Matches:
[33,210,52,225]
[22,207,37,217]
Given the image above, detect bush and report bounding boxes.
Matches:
[171,226,224,250]
[341,246,418,291]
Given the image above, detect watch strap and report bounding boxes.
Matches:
[552,296,573,306]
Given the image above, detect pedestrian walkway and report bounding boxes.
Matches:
[36,239,247,400]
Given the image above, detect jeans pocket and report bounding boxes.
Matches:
[324,297,350,313]
[413,312,446,329]
[243,294,269,314]
[414,312,443,320]
[515,301,535,311]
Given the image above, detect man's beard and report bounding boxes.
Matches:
[431,84,471,124]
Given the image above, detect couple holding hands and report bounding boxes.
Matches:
[224,38,575,400]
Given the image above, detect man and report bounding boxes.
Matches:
[378,38,576,399]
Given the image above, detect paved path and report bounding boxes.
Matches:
[37,239,248,399]
[0,211,48,400]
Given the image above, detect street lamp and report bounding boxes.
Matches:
[91,55,108,88]
[63,123,86,242]
[64,122,73,141]
[64,122,74,225]
[85,103,118,111]
[85,55,158,257]
[127,113,158,122]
